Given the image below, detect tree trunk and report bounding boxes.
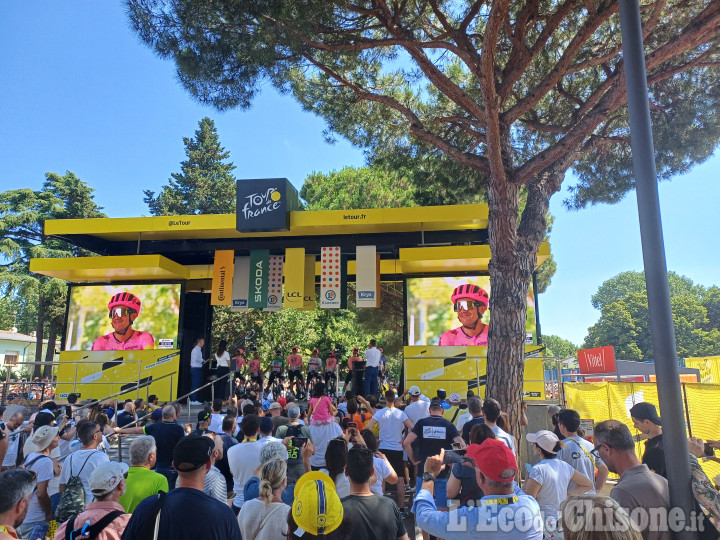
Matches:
[43,319,58,379]
[33,295,45,380]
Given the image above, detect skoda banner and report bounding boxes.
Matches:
[248,249,270,308]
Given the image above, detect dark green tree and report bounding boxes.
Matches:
[542,334,579,359]
[585,273,720,360]
[128,0,720,436]
[0,172,105,377]
[144,117,237,215]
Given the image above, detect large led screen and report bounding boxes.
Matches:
[65,284,181,351]
[406,276,537,346]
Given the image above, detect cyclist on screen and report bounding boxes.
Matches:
[92,292,155,351]
[438,284,490,346]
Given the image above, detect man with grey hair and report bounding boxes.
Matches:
[0,469,37,539]
[593,420,670,540]
[1,406,30,470]
[460,396,484,443]
[119,435,168,512]
[116,405,185,489]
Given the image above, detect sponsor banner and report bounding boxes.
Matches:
[236,178,300,232]
[577,345,616,374]
[283,248,305,309]
[248,249,270,308]
[264,255,284,311]
[340,255,348,309]
[56,350,180,402]
[356,246,379,308]
[302,255,316,311]
[231,256,250,312]
[211,250,234,306]
[320,247,342,308]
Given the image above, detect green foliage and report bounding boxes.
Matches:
[144,117,237,215]
[584,272,720,360]
[542,334,579,359]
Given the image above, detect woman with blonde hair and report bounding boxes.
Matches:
[238,458,290,539]
[561,494,641,540]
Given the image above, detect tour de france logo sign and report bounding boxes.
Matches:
[236,178,300,232]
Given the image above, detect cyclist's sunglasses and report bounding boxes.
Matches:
[109,307,135,318]
[453,300,484,312]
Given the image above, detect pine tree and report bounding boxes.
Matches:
[144,117,237,215]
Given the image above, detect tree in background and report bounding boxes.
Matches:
[144,117,237,215]
[585,271,720,360]
[0,172,105,377]
[128,0,720,436]
[542,334,579,359]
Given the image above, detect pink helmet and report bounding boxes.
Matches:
[450,284,489,307]
[329,350,336,357]
[237,349,244,354]
[108,292,142,315]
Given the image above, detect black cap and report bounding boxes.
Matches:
[197,410,211,423]
[173,434,214,472]
[34,411,56,428]
[429,399,444,410]
[629,402,661,425]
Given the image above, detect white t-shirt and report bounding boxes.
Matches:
[529,458,576,521]
[363,347,382,368]
[59,449,110,505]
[228,440,264,507]
[24,453,55,522]
[370,456,393,496]
[321,468,351,499]
[215,351,230,368]
[455,411,473,432]
[404,400,430,425]
[372,408,409,451]
[2,430,22,466]
[491,425,516,455]
[209,413,225,434]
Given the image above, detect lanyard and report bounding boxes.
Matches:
[482,496,518,506]
[570,437,596,466]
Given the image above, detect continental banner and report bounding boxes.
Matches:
[211,250,234,306]
[231,256,250,312]
[356,246,379,308]
[264,255,283,312]
[404,345,545,400]
[302,255,316,311]
[248,249,269,308]
[283,248,305,309]
[56,350,180,402]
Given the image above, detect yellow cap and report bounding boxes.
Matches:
[292,471,344,535]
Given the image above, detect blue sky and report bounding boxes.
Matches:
[2,3,719,346]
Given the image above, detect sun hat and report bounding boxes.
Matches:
[24,425,59,454]
[293,471,344,535]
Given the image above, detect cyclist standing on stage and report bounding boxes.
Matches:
[266,350,286,394]
[344,347,362,393]
[232,349,247,381]
[287,346,304,397]
[324,351,338,395]
[306,349,323,394]
[248,351,263,390]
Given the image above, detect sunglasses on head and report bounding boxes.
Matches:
[109,307,135,319]
[453,300,483,312]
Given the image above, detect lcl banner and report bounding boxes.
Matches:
[264,255,284,312]
[211,250,234,306]
[231,256,250,312]
[248,249,270,309]
[577,345,616,374]
[356,246,380,308]
[283,248,305,309]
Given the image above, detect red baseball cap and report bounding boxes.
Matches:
[466,439,516,483]
[277,397,287,407]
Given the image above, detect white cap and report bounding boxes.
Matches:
[24,425,59,454]
[89,461,129,496]
[526,430,560,454]
[408,385,421,396]
[449,393,461,404]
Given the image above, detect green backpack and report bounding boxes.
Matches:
[55,452,95,523]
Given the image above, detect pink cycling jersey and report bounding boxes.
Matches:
[249,359,261,373]
[287,354,303,369]
[325,357,337,371]
[438,325,489,346]
[91,330,155,351]
[233,355,246,371]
